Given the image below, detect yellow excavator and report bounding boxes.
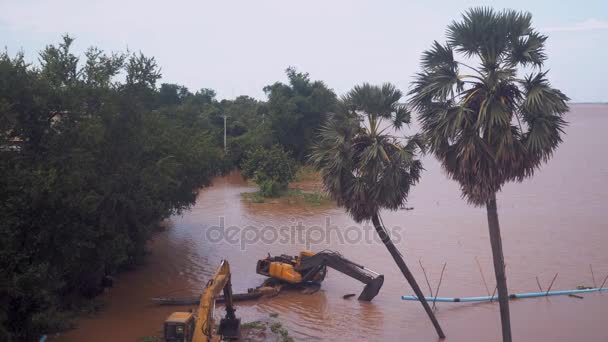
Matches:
[163,260,240,342]
[161,251,381,341]
[256,250,384,301]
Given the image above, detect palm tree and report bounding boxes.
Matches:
[311,83,445,339]
[409,7,569,342]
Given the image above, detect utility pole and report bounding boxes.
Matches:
[223,114,227,153]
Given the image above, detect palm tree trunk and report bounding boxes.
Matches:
[486,192,512,342]
[371,214,445,339]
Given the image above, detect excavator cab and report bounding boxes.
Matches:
[164,312,195,342]
[256,252,326,284]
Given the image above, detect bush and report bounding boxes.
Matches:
[241,145,297,196]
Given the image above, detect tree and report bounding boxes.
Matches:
[409,7,569,342]
[158,83,192,107]
[311,83,445,339]
[241,145,297,197]
[264,67,338,161]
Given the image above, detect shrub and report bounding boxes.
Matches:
[241,145,297,196]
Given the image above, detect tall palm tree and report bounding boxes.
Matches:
[409,7,569,342]
[311,83,445,338]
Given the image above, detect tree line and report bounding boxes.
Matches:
[1,7,570,342]
[0,36,337,340]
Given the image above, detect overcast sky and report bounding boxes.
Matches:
[2,0,607,102]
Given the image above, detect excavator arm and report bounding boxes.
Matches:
[296,251,384,301]
[164,260,240,342]
[194,260,239,341]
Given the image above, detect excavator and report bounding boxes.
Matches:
[256,250,384,301]
[163,260,240,342]
[160,251,381,341]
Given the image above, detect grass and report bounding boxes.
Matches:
[241,189,331,206]
[241,320,292,342]
[285,189,330,206]
[242,320,266,330]
[241,191,266,203]
[270,322,293,342]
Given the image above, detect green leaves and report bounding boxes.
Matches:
[343,83,404,120]
[125,52,161,89]
[446,7,545,69]
[311,84,423,222]
[263,67,337,161]
[508,32,547,67]
[519,71,569,161]
[421,41,456,71]
[392,105,412,130]
[241,145,297,192]
[411,7,568,205]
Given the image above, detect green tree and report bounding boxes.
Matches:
[311,83,445,338]
[409,8,569,342]
[264,67,337,161]
[241,145,297,197]
[158,83,192,107]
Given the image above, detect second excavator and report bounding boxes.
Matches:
[256,250,384,301]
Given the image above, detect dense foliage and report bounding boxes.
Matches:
[241,145,297,197]
[0,36,224,341]
[264,67,338,161]
[409,7,569,205]
[311,83,423,222]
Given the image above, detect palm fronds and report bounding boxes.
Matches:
[410,7,568,206]
[311,84,422,222]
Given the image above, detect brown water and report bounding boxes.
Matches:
[59,104,608,341]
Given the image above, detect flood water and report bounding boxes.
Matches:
[59,104,608,341]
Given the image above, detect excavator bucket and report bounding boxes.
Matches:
[218,317,241,340]
[358,275,384,301]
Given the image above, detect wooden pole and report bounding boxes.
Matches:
[432,263,447,311]
[475,256,491,296]
[599,274,608,290]
[545,273,558,296]
[419,259,434,297]
[536,276,544,292]
[590,264,597,288]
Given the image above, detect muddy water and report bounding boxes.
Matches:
[59,104,608,341]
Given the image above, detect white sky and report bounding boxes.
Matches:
[1,0,607,102]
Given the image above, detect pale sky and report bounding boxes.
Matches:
[2,0,607,102]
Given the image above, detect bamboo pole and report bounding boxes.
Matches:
[536,276,544,292]
[432,263,447,311]
[475,256,491,296]
[546,273,558,296]
[419,259,434,297]
[600,274,608,290]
